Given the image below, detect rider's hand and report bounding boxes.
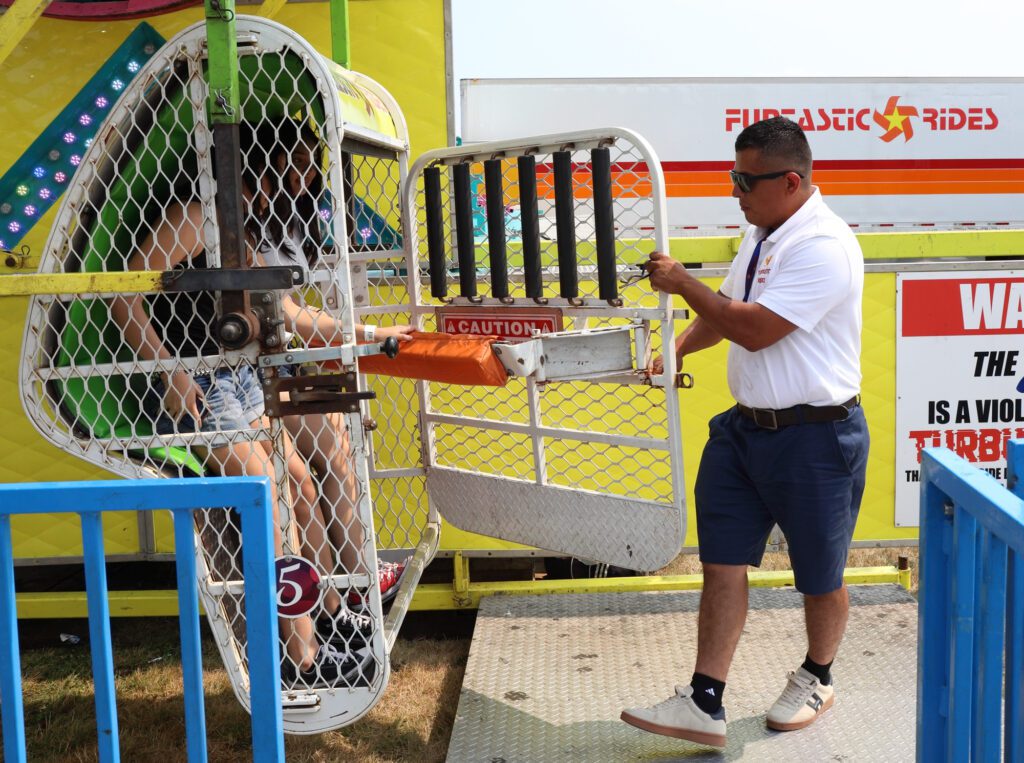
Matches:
[378,324,415,342]
[163,370,203,425]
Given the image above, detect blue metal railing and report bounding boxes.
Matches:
[0,477,285,763]
[918,444,1024,762]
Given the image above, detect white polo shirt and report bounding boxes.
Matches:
[720,188,863,409]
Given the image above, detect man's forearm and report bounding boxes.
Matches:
[669,270,758,348]
[676,315,723,359]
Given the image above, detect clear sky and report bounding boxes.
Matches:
[452,0,1024,81]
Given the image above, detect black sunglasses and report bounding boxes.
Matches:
[729,169,804,194]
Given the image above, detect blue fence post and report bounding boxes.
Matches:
[947,502,977,763]
[236,479,286,763]
[172,508,208,763]
[917,467,952,762]
[1005,441,1024,760]
[972,529,1006,761]
[0,514,28,763]
[80,510,121,763]
[1006,551,1024,762]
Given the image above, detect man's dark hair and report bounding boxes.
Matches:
[734,117,812,176]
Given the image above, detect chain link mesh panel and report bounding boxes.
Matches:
[344,147,435,553]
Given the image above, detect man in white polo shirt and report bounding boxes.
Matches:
[621,117,868,748]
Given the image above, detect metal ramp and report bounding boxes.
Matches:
[448,585,916,761]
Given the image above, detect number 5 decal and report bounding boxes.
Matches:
[274,556,323,618]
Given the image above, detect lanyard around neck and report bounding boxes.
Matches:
[742,236,768,303]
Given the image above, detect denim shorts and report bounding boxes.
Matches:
[693,404,869,595]
[147,365,265,435]
[257,363,297,382]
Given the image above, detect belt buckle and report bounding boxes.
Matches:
[752,408,778,430]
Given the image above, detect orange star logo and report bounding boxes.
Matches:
[873,95,919,142]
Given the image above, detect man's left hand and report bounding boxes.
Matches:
[645,251,688,295]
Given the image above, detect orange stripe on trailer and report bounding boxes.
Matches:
[814,168,1024,182]
[814,180,1024,196]
[661,168,1024,197]
[496,165,1024,200]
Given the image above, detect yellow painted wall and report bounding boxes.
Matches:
[0,3,972,565]
[0,2,449,559]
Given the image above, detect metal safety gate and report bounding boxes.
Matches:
[383,129,687,571]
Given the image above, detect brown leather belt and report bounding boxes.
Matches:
[736,395,860,430]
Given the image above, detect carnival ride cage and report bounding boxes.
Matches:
[16,16,686,732]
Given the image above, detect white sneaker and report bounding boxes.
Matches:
[766,667,835,731]
[621,685,727,747]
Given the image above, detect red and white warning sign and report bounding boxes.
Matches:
[438,307,563,342]
[895,271,1024,526]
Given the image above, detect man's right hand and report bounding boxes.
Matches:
[650,351,684,376]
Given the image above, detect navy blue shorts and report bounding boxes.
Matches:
[693,404,869,595]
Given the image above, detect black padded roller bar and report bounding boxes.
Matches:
[592,147,618,301]
[553,150,578,299]
[423,165,447,299]
[517,154,543,300]
[484,158,509,299]
[452,161,477,298]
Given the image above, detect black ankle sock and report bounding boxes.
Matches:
[690,672,726,715]
[801,655,833,686]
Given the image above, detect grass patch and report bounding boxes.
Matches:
[17,624,469,763]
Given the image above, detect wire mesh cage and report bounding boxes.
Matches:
[19,17,419,732]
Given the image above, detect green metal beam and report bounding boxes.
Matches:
[203,0,240,125]
[330,0,350,68]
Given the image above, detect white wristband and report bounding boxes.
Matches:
[362,324,377,342]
